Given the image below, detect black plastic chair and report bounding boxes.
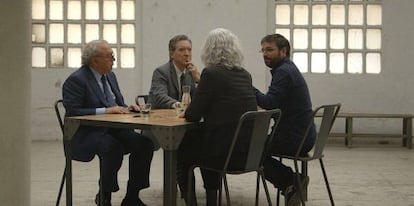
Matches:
[188,109,282,206]
[54,99,105,206]
[273,103,341,206]
[135,94,149,105]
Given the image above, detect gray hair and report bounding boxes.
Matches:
[201,28,244,69]
[81,40,109,66]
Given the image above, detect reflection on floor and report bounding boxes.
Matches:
[31,139,414,206]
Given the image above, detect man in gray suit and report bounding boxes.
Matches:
[148,35,200,109]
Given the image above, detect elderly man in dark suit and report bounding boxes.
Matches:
[62,40,153,206]
[148,34,200,109]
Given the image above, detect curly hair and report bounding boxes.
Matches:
[201,28,244,69]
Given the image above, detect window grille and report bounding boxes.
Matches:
[32,0,137,69]
[273,0,382,74]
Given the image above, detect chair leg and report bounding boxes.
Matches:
[99,157,104,206]
[293,160,306,206]
[276,188,281,206]
[55,167,66,206]
[65,158,73,206]
[223,175,231,206]
[319,159,335,206]
[255,173,260,206]
[218,179,223,206]
[260,171,273,206]
[276,157,282,206]
[301,161,308,201]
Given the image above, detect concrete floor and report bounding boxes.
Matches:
[31,140,414,206]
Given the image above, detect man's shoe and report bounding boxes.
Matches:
[95,193,112,206]
[284,174,309,206]
[121,197,147,206]
[284,185,300,206]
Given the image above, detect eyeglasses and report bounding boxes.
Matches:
[96,54,115,61]
[259,47,278,54]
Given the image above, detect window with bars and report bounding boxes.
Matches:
[31,0,137,69]
[274,0,382,74]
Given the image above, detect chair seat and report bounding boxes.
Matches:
[197,164,264,175]
[273,153,324,161]
[273,103,341,206]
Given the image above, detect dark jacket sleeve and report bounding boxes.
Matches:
[62,72,97,116]
[255,69,291,110]
[148,67,178,109]
[184,68,215,122]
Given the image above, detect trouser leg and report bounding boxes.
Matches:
[128,139,153,189]
[263,156,294,191]
[116,130,154,191]
[99,141,123,192]
[200,168,221,190]
[206,189,218,206]
[177,128,203,194]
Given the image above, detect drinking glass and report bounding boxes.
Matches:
[141,103,152,117]
[175,102,185,117]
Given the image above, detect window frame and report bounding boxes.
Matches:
[31,0,139,69]
[269,0,383,74]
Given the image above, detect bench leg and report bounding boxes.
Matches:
[345,117,353,148]
[403,118,412,149]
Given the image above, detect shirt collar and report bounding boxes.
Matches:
[90,67,104,81]
[173,62,185,76]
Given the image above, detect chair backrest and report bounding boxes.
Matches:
[303,103,341,158]
[55,99,73,159]
[135,95,149,105]
[224,109,282,172]
[54,99,65,134]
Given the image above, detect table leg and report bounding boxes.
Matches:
[163,150,177,206]
[152,126,187,206]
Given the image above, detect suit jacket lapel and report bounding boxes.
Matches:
[169,61,180,94]
[84,67,111,107]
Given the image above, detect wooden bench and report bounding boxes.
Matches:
[316,113,413,149]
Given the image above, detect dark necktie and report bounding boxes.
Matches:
[101,75,116,106]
